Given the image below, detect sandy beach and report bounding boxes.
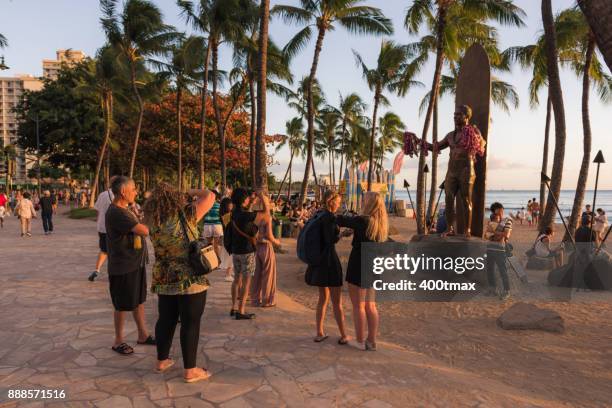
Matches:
[275,217,612,406]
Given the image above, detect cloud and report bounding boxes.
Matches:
[487,155,535,171]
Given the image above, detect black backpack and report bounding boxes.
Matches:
[296,211,326,265]
[223,214,233,255]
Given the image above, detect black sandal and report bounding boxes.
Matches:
[137,335,156,345]
[112,343,134,355]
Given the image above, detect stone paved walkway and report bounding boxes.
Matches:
[0,211,566,407]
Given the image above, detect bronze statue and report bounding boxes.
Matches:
[404,105,486,237]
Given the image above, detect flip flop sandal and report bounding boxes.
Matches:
[338,338,349,345]
[184,368,211,383]
[137,335,156,345]
[112,343,134,355]
[313,335,329,343]
[154,360,175,373]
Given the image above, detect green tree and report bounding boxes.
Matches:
[405,0,526,234]
[578,0,612,73]
[256,0,271,190]
[335,92,368,183]
[100,0,178,178]
[354,40,420,190]
[375,112,405,174]
[314,108,341,187]
[273,0,393,203]
[275,117,305,200]
[1,145,16,193]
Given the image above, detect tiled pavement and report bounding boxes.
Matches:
[0,210,558,407]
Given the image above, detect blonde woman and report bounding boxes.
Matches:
[336,192,388,351]
[305,191,349,344]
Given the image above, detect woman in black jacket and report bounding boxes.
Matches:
[305,191,348,344]
[336,192,388,351]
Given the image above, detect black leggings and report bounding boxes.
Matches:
[155,291,207,369]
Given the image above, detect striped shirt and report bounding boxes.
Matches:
[203,201,221,225]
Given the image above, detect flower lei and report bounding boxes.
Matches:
[459,125,486,158]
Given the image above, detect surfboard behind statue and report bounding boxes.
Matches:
[455,44,491,238]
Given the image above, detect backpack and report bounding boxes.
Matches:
[223,213,233,255]
[296,210,326,265]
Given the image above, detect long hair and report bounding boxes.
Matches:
[143,183,191,228]
[323,190,340,211]
[361,192,388,242]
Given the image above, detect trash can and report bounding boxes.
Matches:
[273,220,282,239]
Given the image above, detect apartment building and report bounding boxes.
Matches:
[42,49,85,80]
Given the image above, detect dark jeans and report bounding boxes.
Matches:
[486,246,510,291]
[42,212,53,232]
[155,291,207,369]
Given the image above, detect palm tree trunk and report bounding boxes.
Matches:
[338,119,347,184]
[211,39,226,191]
[275,151,293,202]
[89,92,112,208]
[367,87,381,191]
[128,61,144,179]
[331,149,336,188]
[300,26,326,204]
[199,43,211,189]
[176,87,183,192]
[256,0,270,191]
[287,159,293,200]
[540,0,567,233]
[328,146,333,189]
[427,95,439,219]
[539,94,552,225]
[565,36,595,240]
[249,77,256,187]
[416,6,446,234]
[104,150,110,190]
[578,0,612,73]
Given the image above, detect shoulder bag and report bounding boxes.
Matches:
[178,210,219,276]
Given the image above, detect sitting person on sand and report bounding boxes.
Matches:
[534,227,564,268]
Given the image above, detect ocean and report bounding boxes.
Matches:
[393,190,612,222]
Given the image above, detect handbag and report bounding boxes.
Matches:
[178,210,219,276]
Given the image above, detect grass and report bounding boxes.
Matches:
[67,207,97,220]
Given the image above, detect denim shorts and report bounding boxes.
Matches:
[232,253,255,277]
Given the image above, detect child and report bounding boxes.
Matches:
[485,213,501,240]
[517,207,526,225]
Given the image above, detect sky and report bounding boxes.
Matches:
[1,0,611,190]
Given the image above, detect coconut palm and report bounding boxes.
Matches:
[275,117,305,201]
[375,112,405,174]
[314,108,342,188]
[405,0,526,234]
[100,0,178,178]
[539,0,567,233]
[335,92,368,183]
[353,41,420,190]
[0,34,7,49]
[78,45,126,207]
[152,35,207,191]
[273,0,393,203]
[578,0,612,72]
[554,9,612,239]
[256,0,271,190]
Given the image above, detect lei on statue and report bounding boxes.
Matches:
[403,125,486,158]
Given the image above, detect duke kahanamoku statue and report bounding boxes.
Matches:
[404,105,486,237]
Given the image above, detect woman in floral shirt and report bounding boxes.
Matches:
[143,183,214,383]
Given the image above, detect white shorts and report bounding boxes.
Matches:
[0,206,5,218]
[202,224,223,238]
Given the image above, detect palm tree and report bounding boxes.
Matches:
[375,112,405,174]
[405,0,526,234]
[578,0,612,72]
[273,0,393,203]
[256,0,270,190]
[336,92,368,183]
[539,0,567,233]
[353,41,420,190]
[1,145,16,193]
[554,9,612,239]
[153,35,207,191]
[177,0,213,189]
[275,117,305,201]
[314,108,341,188]
[100,0,178,178]
[78,45,124,207]
[0,34,7,49]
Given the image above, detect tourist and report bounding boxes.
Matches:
[517,207,526,225]
[15,192,36,237]
[534,227,564,268]
[336,191,388,351]
[143,183,215,383]
[575,214,598,244]
[531,198,540,225]
[202,190,224,270]
[593,208,608,241]
[250,195,280,308]
[526,200,533,227]
[39,190,55,235]
[485,212,500,240]
[228,188,269,320]
[89,177,116,282]
[0,189,7,228]
[105,176,155,355]
[305,191,349,345]
[219,197,234,282]
[581,205,593,226]
[486,202,512,300]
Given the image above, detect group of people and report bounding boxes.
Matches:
[512,198,541,226]
[0,188,58,236]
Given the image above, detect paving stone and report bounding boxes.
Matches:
[166,377,207,398]
[219,396,252,408]
[361,399,394,408]
[74,353,98,367]
[173,396,214,408]
[70,390,111,401]
[297,367,336,383]
[132,395,158,408]
[94,395,133,408]
[199,382,255,404]
[0,367,36,387]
